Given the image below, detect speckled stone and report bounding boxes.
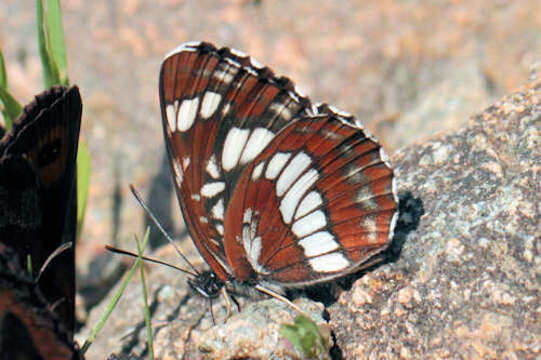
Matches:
[329,76,540,359]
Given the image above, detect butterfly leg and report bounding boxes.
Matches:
[254,284,310,318]
[208,298,216,325]
[220,287,232,322]
[230,293,241,313]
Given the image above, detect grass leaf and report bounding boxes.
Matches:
[0,85,22,131]
[80,228,151,354]
[0,48,7,89]
[136,235,154,359]
[76,141,90,240]
[36,0,60,87]
[45,0,69,85]
[26,255,33,277]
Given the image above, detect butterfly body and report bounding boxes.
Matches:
[159,42,398,294]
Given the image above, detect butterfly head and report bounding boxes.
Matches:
[187,270,224,299]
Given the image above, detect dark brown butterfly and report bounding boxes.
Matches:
[0,85,82,339]
[0,243,81,360]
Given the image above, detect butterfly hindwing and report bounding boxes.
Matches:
[0,244,79,360]
[224,105,398,286]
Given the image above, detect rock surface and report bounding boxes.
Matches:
[80,74,539,359]
[330,76,540,358]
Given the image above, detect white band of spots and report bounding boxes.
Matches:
[201,91,222,119]
[177,97,199,131]
[308,253,349,272]
[200,181,225,198]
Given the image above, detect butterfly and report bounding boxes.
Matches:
[0,243,81,360]
[0,85,82,340]
[158,41,398,302]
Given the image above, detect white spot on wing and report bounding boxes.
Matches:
[361,217,379,244]
[269,102,292,121]
[222,103,232,115]
[328,105,352,117]
[230,48,247,57]
[294,84,307,98]
[295,191,323,220]
[206,154,221,179]
[216,224,224,235]
[379,147,392,168]
[191,193,201,201]
[200,91,222,118]
[200,182,225,198]
[211,198,225,220]
[265,152,291,180]
[280,169,319,224]
[245,67,258,76]
[222,127,250,171]
[199,216,208,224]
[292,210,326,238]
[178,97,199,131]
[239,128,275,165]
[309,253,349,272]
[241,215,268,275]
[250,57,263,69]
[182,156,190,170]
[247,235,262,268]
[243,208,253,223]
[224,57,241,68]
[214,70,234,84]
[276,152,312,197]
[252,161,266,180]
[166,103,177,131]
[164,41,201,59]
[299,232,339,257]
[172,160,183,185]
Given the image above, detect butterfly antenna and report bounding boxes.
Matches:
[34,242,73,283]
[129,184,199,275]
[105,245,197,277]
[209,298,215,325]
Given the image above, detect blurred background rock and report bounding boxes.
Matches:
[0,0,538,336]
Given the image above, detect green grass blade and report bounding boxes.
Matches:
[0,85,22,130]
[0,48,7,89]
[26,255,33,277]
[45,0,69,86]
[80,228,150,354]
[136,235,154,359]
[36,0,60,87]
[76,141,91,240]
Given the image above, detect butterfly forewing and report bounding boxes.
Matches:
[223,105,398,286]
[0,86,81,335]
[159,42,316,280]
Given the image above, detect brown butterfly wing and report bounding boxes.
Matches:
[0,85,82,335]
[0,244,80,359]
